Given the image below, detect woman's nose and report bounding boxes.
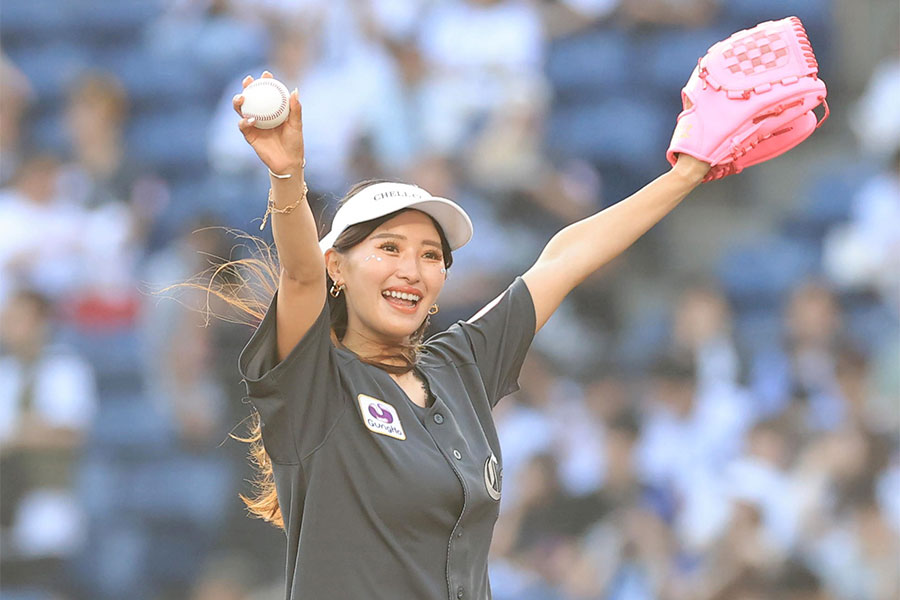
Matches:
[394,252,421,281]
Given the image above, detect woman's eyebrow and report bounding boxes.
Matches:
[371,232,442,249]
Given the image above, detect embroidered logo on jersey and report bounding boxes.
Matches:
[484,453,502,501]
[357,395,406,440]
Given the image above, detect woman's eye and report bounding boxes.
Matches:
[424,251,442,261]
[379,243,399,253]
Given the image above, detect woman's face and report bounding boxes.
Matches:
[329,210,448,345]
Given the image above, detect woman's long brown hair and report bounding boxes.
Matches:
[165,180,453,529]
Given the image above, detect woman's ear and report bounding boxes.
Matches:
[324,248,342,283]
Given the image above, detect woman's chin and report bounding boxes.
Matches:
[376,310,426,340]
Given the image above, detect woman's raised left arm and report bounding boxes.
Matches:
[522,154,710,332]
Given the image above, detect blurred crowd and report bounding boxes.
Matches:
[0,0,897,599]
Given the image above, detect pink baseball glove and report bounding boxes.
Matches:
[667,16,829,182]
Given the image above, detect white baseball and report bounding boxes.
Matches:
[241,78,291,129]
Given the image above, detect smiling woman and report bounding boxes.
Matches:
[319,180,460,372]
[184,70,711,600]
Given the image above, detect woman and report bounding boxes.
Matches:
[232,71,709,600]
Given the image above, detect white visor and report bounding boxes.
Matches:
[318,182,474,252]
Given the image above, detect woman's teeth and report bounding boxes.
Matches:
[382,290,420,304]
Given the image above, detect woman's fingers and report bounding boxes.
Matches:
[289,89,302,127]
[237,116,257,137]
[232,94,244,116]
[241,75,254,89]
[261,71,273,79]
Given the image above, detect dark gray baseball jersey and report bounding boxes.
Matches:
[238,277,536,600]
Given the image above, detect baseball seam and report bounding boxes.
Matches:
[245,80,289,123]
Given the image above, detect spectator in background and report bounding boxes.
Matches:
[208,17,409,196]
[808,487,900,600]
[0,154,87,309]
[141,218,233,447]
[849,57,900,162]
[145,0,268,86]
[61,71,167,232]
[0,288,97,594]
[0,55,33,186]
[708,571,772,600]
[636,352,755,553]
[619,0,719,28]
[775,561,834,600]
[670,280,741,389]
[723,421,799,555]
[60,71,169,326]
[416,0,545,155]
[751,281,848,432]
[823,147,900,309]
[636,353,753,490]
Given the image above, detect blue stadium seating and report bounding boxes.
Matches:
[546,96,670,171]
[126,108,211,178]
[546,28,631,102]
[719,0,833,76]
[636,26,733,97]
[782,163,874,242]
[65,0,164,40]
[734,308,783,354]
[5,44,90,107]
[75,521,150,600]
[103,49,214,110]
[845,297,900,354]
[0,0,68,46]
[126,456,231,527]
[716,234,821,310]
[88,393,175,452]
[61,328,146,394]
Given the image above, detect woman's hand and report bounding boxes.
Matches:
[671,153,711,186]
[233,71,305,176]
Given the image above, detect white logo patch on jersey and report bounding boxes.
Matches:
[357,394,406,441]
[484,453,502,501]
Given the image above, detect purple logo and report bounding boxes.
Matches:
[368,403,394,423]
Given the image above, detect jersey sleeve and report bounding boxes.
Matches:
[429,277,536,407]
[238,292,343,464]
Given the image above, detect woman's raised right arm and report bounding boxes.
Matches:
[234,72,326,362]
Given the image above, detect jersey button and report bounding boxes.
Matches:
[456,530,463,538]
[433,413,444,424]
[452,449,462,460]
[457,586,465,599]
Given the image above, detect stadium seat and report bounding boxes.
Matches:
[546,28,630,103]
[66,0,164,40]
[782,163,874,241]
[62,327,145,391]
[636,26,733,98]
[0,0,68,47]
[719,0,833,75]
[126,108,211,178]
[845,297,900,354]
[89,394,175,451]
[29,111,68,155]
[733,308,783,354]
[546,96,670,171]
[716,235,821,310]
[75,521,149,600]
[126,456,231,527]
[103,49,213,110]
[6,44,90,106]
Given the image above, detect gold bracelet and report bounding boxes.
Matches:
[260,181,309,230]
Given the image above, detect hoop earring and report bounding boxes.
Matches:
[428,304,439,315]
[329,283,344,298]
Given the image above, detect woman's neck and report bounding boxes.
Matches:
[340,328,411,365]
